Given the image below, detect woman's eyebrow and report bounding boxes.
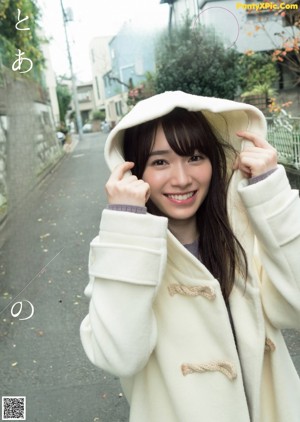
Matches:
[148,149,171,157]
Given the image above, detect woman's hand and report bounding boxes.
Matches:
[234,131,278,178]
[105,161,151,206]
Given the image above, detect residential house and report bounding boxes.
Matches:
[102,21,157,126]
[89,36,112,112]
[76,82,96,124]
[164,0,300,112]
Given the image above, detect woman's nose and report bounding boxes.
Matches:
[170,162,192,187]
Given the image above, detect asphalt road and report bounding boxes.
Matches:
[0,132,130,422]
[0,131,299,422]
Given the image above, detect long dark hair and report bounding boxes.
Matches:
[123,107,247,301]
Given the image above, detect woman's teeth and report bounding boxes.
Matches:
[167,192,195,201]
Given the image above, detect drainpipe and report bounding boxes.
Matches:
[168,2,174,37]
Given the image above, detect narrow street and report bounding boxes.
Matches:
[0,132,130,422]
[0,131,299,422]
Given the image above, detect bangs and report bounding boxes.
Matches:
[160,108,215,158]
[123,106,233,180]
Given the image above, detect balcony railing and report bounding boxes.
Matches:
[266,114,300,170]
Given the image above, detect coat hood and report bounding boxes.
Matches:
[104,91,267,171]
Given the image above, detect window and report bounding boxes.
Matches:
[115,101,122,116]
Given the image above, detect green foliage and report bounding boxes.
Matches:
[56,82,71,123]
[154,16,240,99]
[142,71,156,98]
[238,52,278,95]
[0,0,45,80]
[92,110,106,121]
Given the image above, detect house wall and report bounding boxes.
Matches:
[89,36,112,110]
[41,39,60,127]
[107,22,156,96]
[102,22,157,124]
[77,83,96,123]
[174,0,300,53]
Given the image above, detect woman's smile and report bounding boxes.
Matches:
[164,190,197,204]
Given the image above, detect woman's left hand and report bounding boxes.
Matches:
[234,130,278,178]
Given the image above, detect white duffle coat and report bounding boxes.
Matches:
[80,92,300,422]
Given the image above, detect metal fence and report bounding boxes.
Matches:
[266,113,300,170]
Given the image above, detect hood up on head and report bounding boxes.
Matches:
[104,91,267,172]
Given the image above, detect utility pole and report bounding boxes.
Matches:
[60,0,83,141]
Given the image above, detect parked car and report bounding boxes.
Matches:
[82,123,93,133]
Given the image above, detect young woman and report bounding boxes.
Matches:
[80,91,300,422]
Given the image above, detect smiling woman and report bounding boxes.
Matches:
[121,107,247,298]
[80,91,300,422]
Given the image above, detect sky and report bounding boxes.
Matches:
[37,0,169,82]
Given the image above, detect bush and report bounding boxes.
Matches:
[238,51,278,96]
[92,110,106,121]
[154,16,241,100]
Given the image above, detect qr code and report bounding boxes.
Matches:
[2,397,26,420]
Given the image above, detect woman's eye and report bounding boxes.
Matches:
[152,159,167,166]
[189,155,204,162]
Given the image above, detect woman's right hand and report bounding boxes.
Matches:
[105,161,151,207]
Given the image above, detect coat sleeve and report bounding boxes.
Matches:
[238,165,300,330]
[80,209,168,377]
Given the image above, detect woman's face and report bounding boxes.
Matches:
[142,124,212,224]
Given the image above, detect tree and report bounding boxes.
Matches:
[56,82,71,123]
[127,72,156,108]
[154,16,241,99]
[243,1,300,86]
[0,0,45,80]
[238,51,279,96]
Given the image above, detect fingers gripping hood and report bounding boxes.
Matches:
[104,91,267,171]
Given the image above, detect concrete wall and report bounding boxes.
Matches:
[89,36,112,111]
[0,115,7,209]
[0,68,63,221]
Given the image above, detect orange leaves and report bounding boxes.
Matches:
[272,49,284,62]
[272,37,300,63]
[268,98,293,115]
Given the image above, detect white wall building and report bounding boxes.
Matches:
[191,0,300,53]
[89,36,113,111]
[169,0,300,54]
